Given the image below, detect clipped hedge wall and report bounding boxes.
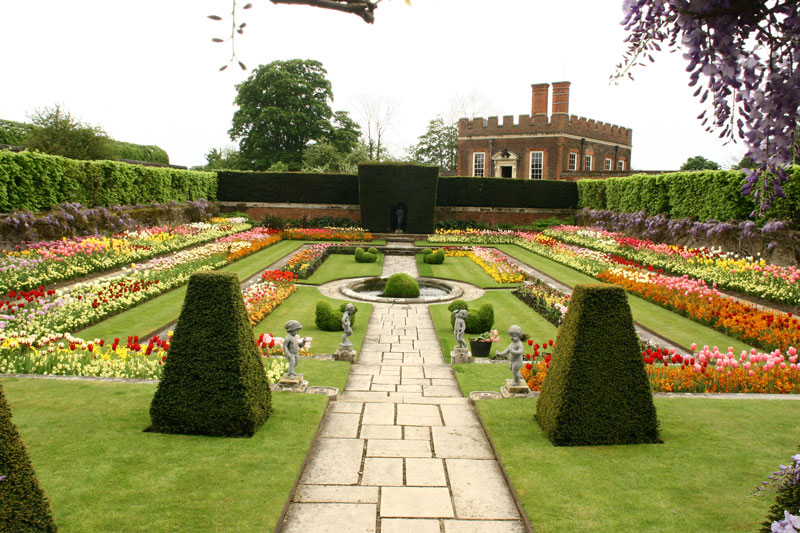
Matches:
[358,163,439,233]
[0,383,58,531]
[110,141,169,164]
[577,168,800,222]
[0,150,216,212]
[535,283,660,446]
[437,177,578,209]
[149,271,272,437]
[217,170,359,205]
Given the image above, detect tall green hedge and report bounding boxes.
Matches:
[0,383,58,531]
[535,283,660,446]
[217,171,359,204]
[149,271,272,437]
[0,150,216,212]
[110,141,169,164]
[437,177,578,209]
[577,168,800,221]
[358,162,439,233]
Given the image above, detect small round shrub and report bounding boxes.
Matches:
[447,300,494,333]
[383,273,420,298]
[367,247,379,255]
[421,248,433,255]
[315,300,358,331]
[356,251,378,263]
[354,247,365,262]
[423,248,445,264]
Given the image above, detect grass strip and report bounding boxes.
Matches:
[496,244,757,354]
[476,397,800,532]
[416,254,516,289]
[288,358,351,391]
[302,253,383,285]
[77,240,304,341]
[254,286,372,356]
[3,378,327,532]
[429,290,557,365]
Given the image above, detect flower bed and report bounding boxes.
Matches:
[544,225,800,306]
[444,246,525,283]
[0,228,282,337]
[0,220,252,293]
[280,227,373,241]
[430,229,799,353]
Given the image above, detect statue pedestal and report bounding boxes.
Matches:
[501,378,531,398]
[334,343,356,363]
[450,347,472,365]
[277,373,308,393]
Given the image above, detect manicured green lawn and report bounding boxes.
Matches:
[77,240,305,342]
[416,254,517,288]
[453,363,510,395]
[3,378,328,532]
[292,358,351,391]
[496,244,757,354]
[476,397,800,532]
[254,286,372,355]
[429,290,557,363]
[302,253,383,285]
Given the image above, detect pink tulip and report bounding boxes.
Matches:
[748,370,755,377]
[690,343,697,351]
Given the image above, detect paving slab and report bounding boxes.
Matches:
[367,439,432,458]
[431,427,494,459]
[360,424,402,440]
[300,438,364,485]
[281,503,376,533]
[403,426,431,440]
[329,401,363,414]
[441,404,481,427]
[319,412,360,438]
[406,458,447,487]
[446,459,521,519]
[363,402,395,425]
[380,487,454,518]
[294,485,379,504]
[443,520,527,533]
[361,457,403,486]
[381,519,441,533]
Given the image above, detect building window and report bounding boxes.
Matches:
[584,154,593,171]
[529,151,544,179]
[472,152,485,177]
[568,152,577,171]
[617,159,625,171]
[604,158,612,171]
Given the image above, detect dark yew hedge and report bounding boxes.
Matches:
[358,163,439,233]
[535,283,660,446]
[437,177,578,209]
[577,167,800,224]
[0,383,58,531]
[0,150,216,212]
[217,171,359,205]
[149,271,272,437]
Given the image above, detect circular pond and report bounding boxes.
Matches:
[341,277,463,304]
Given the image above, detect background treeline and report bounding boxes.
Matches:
[577,169,800,224]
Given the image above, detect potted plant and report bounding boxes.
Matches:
[469,329,500,357]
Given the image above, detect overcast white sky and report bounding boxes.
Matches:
[1,0,745,170]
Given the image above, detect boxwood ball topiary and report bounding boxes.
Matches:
[535,283,660,446]
[423,248,445,264]
[356,251,377,263]
[383,273,420,298]
[149,271,272,437]
[315,300,358,331]
[367,247,379,255]
[447,300,494,334]
[0,383,58,532]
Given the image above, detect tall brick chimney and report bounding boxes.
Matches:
[531,83,549,116]
[551,81,571,114]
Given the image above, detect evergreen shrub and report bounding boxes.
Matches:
[149,272,272,437]
[356,251,377,263]
[383,273,420,298]
[576,179,607,210]
[367,247,379,255]
[535,283,660,446]
[315,300,358,331]
[0,383,58,532]
[358,163,439,233]
[423,248,445,264]
[421,248,433,255]
[437,177,578,208]
[447,300,494,334]
[217,171,359,204]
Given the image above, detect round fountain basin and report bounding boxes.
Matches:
[342,277,462,304]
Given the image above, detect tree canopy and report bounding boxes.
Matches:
[618,0,800,213]
[680,155,721,171]
[229,59,360,170]
[408,116,457,174]
[24,105,114,161]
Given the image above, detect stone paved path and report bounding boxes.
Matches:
[279,254,528,533]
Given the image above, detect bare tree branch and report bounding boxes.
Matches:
[269,0,378,23]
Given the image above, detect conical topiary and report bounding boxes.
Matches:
[0,382,58,532]
[535,283,660,446]
[149,271,272,437]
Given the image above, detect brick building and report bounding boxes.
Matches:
[456,82,633,180]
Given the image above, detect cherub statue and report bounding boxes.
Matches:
[496,325,525,386]
[341,303,356,345]
[453,308,468,349]
[283,319,304,377]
